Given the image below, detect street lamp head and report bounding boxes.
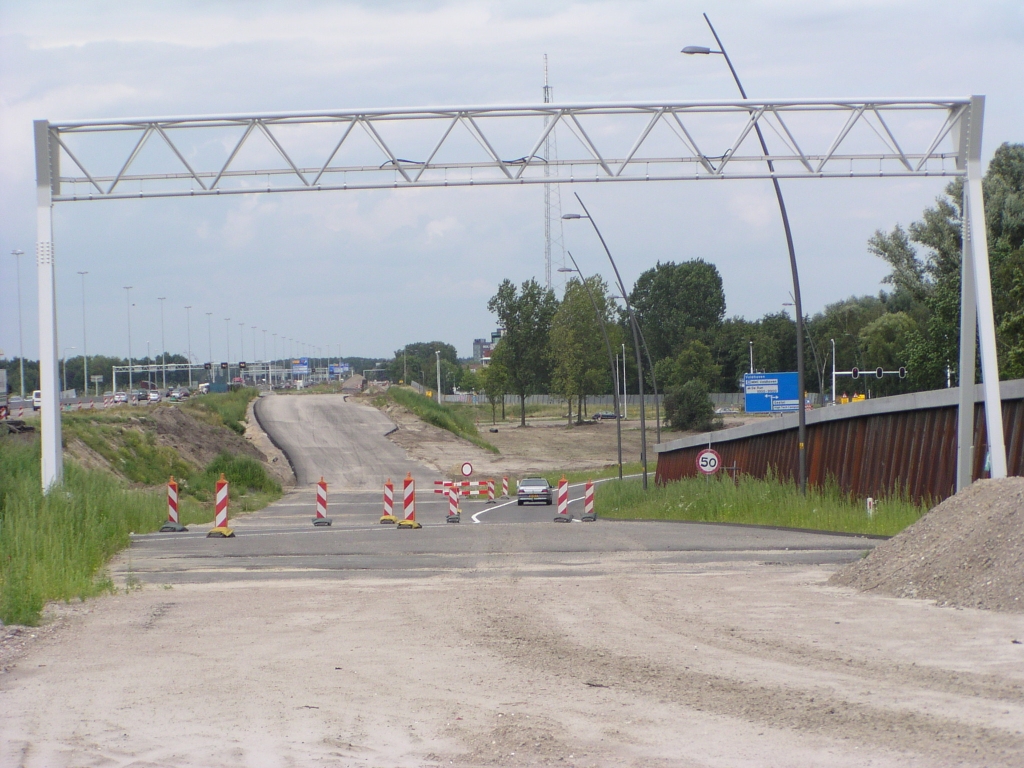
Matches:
[681,45,715,55]
[561,213,584,220]
[556,267,577,273]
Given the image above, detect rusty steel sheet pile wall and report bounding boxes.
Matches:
[655,380,1024,503]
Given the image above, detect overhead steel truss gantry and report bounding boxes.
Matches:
[33,96,1002,491]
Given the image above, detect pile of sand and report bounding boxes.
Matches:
[831,477,1024,612]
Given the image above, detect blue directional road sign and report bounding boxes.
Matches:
[292,357,310,375]
[743,372,799,413]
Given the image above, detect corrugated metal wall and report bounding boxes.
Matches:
[655,391,1024,503]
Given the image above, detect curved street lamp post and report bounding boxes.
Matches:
[564,192,658,489]
[684,13,808,493]
[558,252,623,479]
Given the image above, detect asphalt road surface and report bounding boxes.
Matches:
[119,392,879,585]
[254,392,436,488]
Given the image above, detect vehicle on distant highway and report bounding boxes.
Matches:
[148,390,162,402]
[592,411,621,420]
[517,477,553,506]
[8,395,24,405]
[113,391,128,403]
[32,390,41,410]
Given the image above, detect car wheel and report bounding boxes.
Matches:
[517,500,523,506]
[546,498,552,505]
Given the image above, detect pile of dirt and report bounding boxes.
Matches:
[147,405,266,468]
[831,477,1024,612]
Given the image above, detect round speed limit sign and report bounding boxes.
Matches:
[696,448,722,475]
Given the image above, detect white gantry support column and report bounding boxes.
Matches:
[957,96,1006,489]
[35,119,63,490]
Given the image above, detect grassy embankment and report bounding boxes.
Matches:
[184,386,258,434]
[382,387,499,453]
[570,470,925,537]
[1,389,281,626]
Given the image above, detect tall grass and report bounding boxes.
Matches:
[185,387,258,434]
[594,470,926,536]
[0,438,204,625]
[386,387,499,453]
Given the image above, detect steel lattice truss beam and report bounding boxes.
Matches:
[42,98,972,201]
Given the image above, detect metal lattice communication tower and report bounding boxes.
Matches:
[542,55,566,289]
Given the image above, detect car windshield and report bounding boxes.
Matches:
[519,478,549,488]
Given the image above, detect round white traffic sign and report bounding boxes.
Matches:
[696,448,722,475]
[461,462,473,477]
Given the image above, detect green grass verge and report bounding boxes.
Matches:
[589,471,925,536]
[185,387,259,434]
[0,437,281,626]
[384,387,499,454]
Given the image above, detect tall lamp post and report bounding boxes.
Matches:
[684,13,808,493]
[12,249,26,397]
[184,305,193,388]
[157,296,167,389]
[77,271,88,397]
[224,318,231,382]
[205,312,213,382]
[435,350,442,404]
[61,347,76,395]
[558,252,623,478]
[124,286,134,393]
[610,294,661,444]
[564,193,654,488]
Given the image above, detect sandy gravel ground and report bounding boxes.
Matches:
[2,559,1023,767]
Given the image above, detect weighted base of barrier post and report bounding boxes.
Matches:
[553,515,574,523]
[446,514,461,523]
[159,521,188,533]
[580,513,597,522]
[312,517,333,527]
[397,519,422,529]
[207,527,235,538]
[379,514,397,524]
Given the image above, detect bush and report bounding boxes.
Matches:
[664,380,721,432]
[185,452,281,501]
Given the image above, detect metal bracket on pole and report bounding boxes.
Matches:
[34,119,63,490]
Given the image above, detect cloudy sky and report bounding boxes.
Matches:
[1,0,1022,365]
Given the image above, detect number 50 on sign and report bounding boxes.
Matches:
[696,448,722,475]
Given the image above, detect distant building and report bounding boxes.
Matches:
[472,338,491,363]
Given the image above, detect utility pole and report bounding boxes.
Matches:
[78,271,88,397]
[185,306,193,388]
[124,286,134,393]
[436,350,442,404]
[12,249,25,397]
[158,296,166,389]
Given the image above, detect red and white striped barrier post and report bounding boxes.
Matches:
[207,472,235,538]
[447,484,461,523]
[398,472,421,529]
[501,476,509,498]
[553,475,572,522]
[313,476,333,526]
[160,475,188,532]
[380,478,397,524]
[581,480,597,522]
[486,478,496,504]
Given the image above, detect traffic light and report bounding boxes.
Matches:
[898,366,907,379]
[851,367,859,379]
[220,362,228,370]
[204,362,212,370]
[875,367,884,379]
[239,361,247,369]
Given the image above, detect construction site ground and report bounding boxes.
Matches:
[2,393,1022,767]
